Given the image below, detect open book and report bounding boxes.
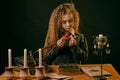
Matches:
[45,73,72,80]
[81,66,112,77]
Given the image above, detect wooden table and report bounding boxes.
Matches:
[0,64,120,80]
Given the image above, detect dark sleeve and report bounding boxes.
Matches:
[45,40,69,65]
[45,46,61,65]
[70,34,88,63]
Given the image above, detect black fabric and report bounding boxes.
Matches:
[45,33,88,65]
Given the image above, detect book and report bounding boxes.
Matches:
[45,73,72,80]
[81,66,112,77]
[59,64,81,76]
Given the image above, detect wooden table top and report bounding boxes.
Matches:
[0,64,120,80]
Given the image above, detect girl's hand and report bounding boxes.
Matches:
[57,38,65,47]
[69,35,77,46]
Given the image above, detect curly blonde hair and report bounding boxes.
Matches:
[43,2,80,55]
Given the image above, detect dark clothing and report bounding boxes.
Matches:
[45,33,88,65]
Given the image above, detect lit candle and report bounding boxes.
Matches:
[8,49,12,68]
[39,49,42,66]
[24,49,27,68]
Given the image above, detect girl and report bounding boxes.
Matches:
[43,2,88,65]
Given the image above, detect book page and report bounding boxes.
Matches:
[45,73,72,80]
[81,66,112,77]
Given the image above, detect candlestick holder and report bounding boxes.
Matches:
[93,34,110,80]
[34,66,45,79]
[19,66,29,80]
[5,67,14,80]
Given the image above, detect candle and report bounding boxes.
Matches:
[8,49,12,68]
[24,49,27,68]
[39,49,42,66]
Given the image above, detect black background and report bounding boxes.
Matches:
[0,0,120,75]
